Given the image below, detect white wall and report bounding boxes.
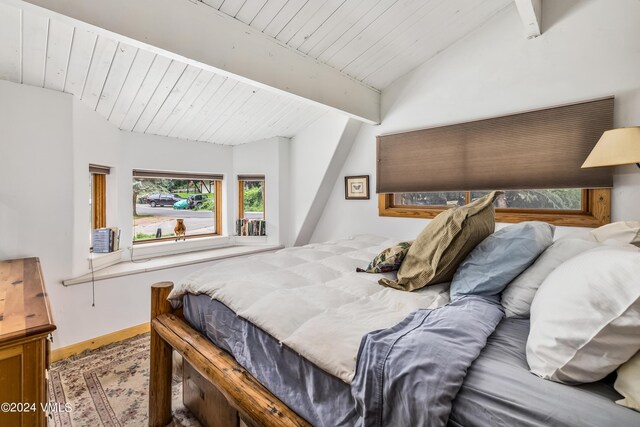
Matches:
[311,0,640,243]
[0,80,283,349]
[289,112,348,241]
[0,83,75,336]
[233,137,290,245]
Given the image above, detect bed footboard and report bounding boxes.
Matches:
[149,282,310,427]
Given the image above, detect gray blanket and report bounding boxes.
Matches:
[352,295,504,427]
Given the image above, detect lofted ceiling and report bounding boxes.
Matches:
[201,0,513,89]
[0,0,515,145]
[0,1,328,145]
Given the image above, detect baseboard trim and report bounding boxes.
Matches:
[51,323,150,362]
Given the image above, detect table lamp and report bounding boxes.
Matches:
[582,127,640,169]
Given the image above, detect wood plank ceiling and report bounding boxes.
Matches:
[202,0,513,89]
[0,1,328,145]
[0,0,513,145]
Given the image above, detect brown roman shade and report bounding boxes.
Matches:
[237,174,265,181]
[376,97,614,193]
[133,170,223,180]
[89,164,110,175]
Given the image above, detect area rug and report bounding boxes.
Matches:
[48,333,200,426]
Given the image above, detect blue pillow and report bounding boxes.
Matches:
[450,222,555,301]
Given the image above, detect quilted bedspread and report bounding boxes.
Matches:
[168,235,450,383]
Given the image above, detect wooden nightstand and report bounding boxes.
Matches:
[0,258,56,427]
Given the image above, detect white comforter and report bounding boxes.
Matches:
[168,235,450,383]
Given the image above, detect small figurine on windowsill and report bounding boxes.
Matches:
[174,219,186,241]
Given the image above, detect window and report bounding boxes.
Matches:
[238,175,265,220]
[392,189,583,210]
[379,189,611,227]
[132,170,222,243]
[90,164,110,230]
[375,98,614,228]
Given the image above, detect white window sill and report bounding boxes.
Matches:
[89,249,124,272]
[234,236,269,245]
[63,244,282,286]
[130,235,232,260]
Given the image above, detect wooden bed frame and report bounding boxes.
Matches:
[149,282,310,427]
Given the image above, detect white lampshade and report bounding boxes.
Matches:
[582,126,640,168]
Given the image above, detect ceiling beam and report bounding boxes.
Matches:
[514,0,542,39]
[15,0,381,124]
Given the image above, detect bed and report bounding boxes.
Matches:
[148,236,640,427]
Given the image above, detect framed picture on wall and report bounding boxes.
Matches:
[345,175,370,200]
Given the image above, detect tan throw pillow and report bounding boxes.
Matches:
[379,191,498,291]
[615,351,640,411]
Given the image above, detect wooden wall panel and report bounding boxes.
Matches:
[92,173,106,229]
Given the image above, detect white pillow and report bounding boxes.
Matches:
[501,239,600,318]
[591,221,640,247]
[526,245,640,384]
[615,351,640,411]
[559,221,640,246]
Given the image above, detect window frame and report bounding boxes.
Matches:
[378,189,611,227]
[238,178,265,221]
[91,172,107,230]
[132,178,223,245]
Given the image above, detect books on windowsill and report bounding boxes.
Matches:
[92,227,121,253]
[235,219,266,237]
